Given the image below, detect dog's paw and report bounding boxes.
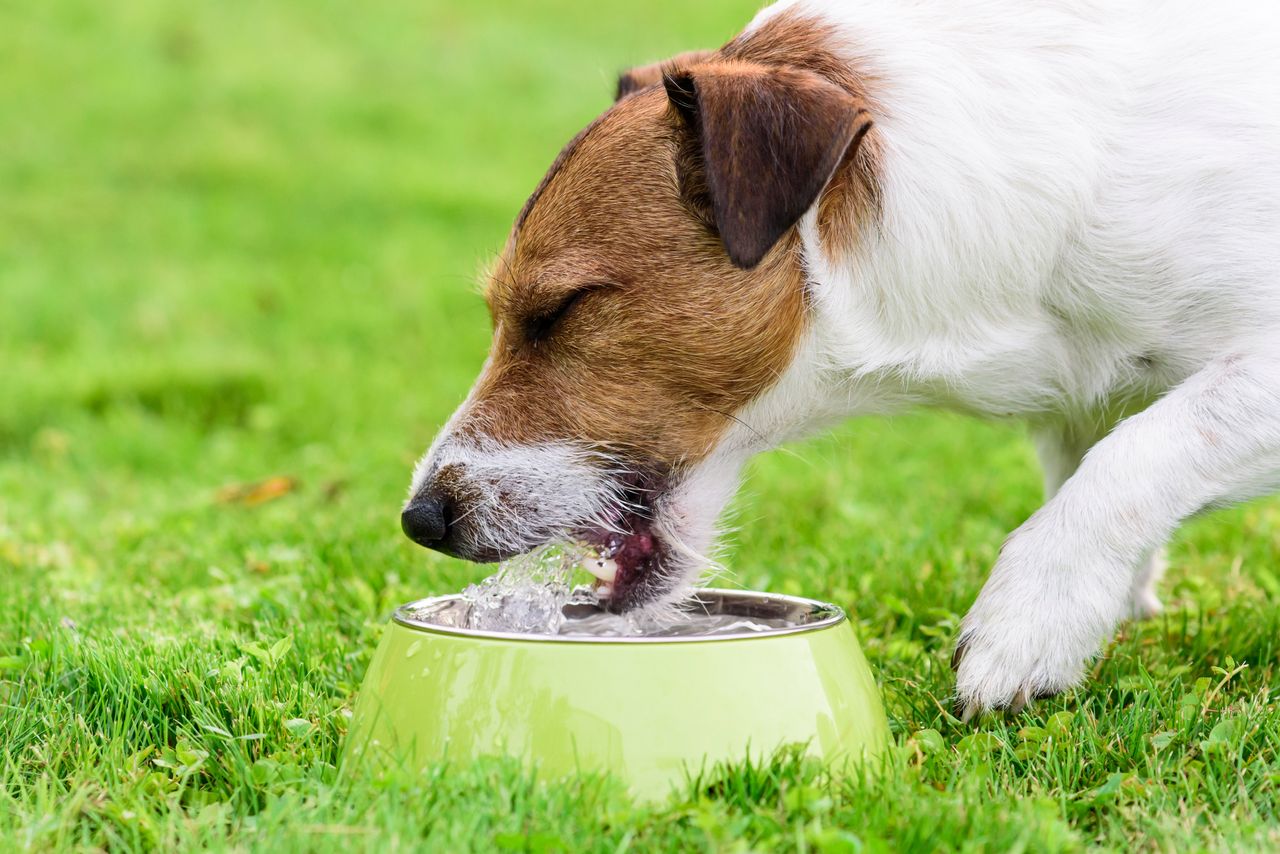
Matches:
[951,532,1124,722]
[951,623,1084,722]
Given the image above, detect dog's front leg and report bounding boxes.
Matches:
[954,352,1280,719]
[1034,425,1169,620]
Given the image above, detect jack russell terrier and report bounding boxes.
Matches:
[402,0,1280,718]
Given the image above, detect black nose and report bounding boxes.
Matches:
[401,491,451,549]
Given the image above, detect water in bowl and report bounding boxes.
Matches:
[436,544,802,638]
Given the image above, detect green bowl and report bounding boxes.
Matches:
[344,589,889,798]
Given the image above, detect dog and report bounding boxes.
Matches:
[402,0,1280,718]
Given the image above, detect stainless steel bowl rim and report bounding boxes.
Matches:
[391,588,848,645]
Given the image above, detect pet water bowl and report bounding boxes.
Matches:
[343,589,889,798]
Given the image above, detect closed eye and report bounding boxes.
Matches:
[524,285,605,342]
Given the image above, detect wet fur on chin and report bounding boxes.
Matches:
[409,437,628,561]
[408,430,737,611]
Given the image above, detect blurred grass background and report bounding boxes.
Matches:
[5,0,1280,849]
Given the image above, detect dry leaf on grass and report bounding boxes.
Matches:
[216,476,299,506]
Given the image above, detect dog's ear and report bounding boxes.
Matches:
[664,63,872,269]
[615,50,714,101]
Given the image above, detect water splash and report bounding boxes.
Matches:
[455,543,797,637]
[461,543,590,634]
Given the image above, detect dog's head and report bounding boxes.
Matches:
[404,23,875,610]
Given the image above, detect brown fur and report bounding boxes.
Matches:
[477,87,806,473]
[458,12,881,474]
[615,11,883,262]
[616,50,714,100]
[723,11,884,261]
[663,60,871,268]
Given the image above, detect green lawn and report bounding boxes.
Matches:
[5,0,1280,849]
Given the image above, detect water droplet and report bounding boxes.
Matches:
[405,640,422,658]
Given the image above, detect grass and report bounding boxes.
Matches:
[4,0,1280,849]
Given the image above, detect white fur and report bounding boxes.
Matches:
[409,434,627,559]
[711,0,1280,715]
